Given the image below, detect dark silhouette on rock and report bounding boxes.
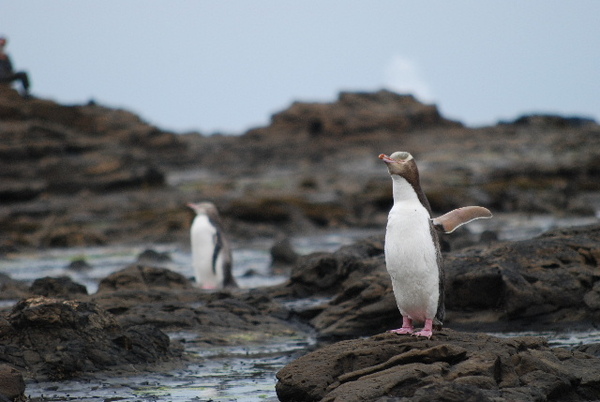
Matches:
[0,36,30,97]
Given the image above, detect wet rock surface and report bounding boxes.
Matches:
[0,264,306,386]
[273,224,600,401]
[0,364,25,402]
[445,224,600,331]
[0,297,175,381]
[278,224,600,339]
[90,265,300,342]
[276,330,600,402]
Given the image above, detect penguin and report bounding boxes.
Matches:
[187,202,237,289]
[379,151,492,338]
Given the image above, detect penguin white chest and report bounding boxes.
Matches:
[190,214,220,287]
[384,178,439,323]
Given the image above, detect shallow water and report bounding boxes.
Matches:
[30,333,314,401]
[0,229,378,294]
[1,216,598,401]
[487,330,600,348]
[0,230,373,402]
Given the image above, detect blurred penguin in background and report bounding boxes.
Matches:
[187,202,237,289]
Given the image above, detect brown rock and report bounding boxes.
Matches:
[0,364,25,401]
[267,90,461,138]
[286,235,385,298]
[270,236,299,269]
[284,224,600,339]
[0,297,174,380]
[445,224,600,330]
[29,276,88,299]
[96,264,193,293]
[276,330,600,402]
[0,274,30,302]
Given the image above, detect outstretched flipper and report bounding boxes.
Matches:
[432,206,492,234]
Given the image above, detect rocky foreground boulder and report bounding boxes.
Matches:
[276,330,600,402]
[0,296,175,381]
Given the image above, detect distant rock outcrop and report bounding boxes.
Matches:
[261,90,461,137]
[1,86,599,250]
[0,86,189,200]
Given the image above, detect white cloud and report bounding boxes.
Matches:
[383,55,435,102]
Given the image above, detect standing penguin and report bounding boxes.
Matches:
[379,152,492,338]
[188,202,237,289]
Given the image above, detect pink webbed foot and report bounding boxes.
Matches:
[389,316,414,335]
[412,319,434,339]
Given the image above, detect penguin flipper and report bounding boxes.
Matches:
[432,206,492,234]
[212,232,222,275]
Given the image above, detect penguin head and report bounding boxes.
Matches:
[187,202,219,216]
[378,151,420,181]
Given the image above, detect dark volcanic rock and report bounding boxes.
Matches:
[270,236,300,269]
[29,276,88,298]
[91,265,302,343]
[0,297,174,380]
[0,364,25,401]
[137,249,172,264]
[283,224,600,339]
[67,258,92,271]
[286,236,385,298]
[445,224,600,331]
[0,274,29,301]
[276,330,600,402]
[96,264,193,293]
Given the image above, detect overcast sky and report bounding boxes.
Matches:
[2,2,599,134]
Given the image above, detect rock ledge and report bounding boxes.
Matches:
[276,329,600,402]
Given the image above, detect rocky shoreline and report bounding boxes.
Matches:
[1,86,600,400]
[0,224,599,400]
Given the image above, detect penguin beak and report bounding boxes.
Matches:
[379,154,398,164]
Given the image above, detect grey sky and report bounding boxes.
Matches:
[2,1,598,134]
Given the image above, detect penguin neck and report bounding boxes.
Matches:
[391,175,433,214]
